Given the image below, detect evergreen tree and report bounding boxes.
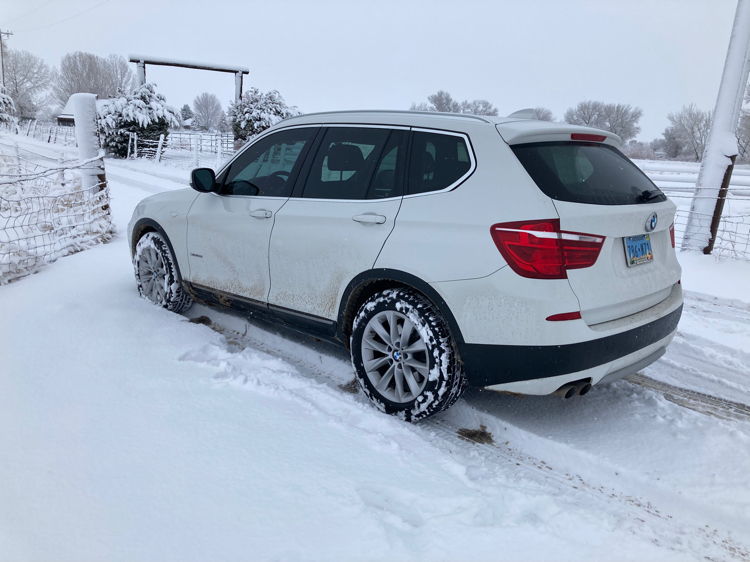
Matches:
[98,83,179,158]
[180,104,194,121]
[0,86,15,124]
[227,87,299,143]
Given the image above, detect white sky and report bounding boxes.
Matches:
[1,0,741,141]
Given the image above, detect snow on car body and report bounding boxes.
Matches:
[127,110,683,419]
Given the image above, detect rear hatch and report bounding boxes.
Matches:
[501,126,680,325]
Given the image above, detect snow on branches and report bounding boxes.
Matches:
[0,86,16,124]
[227,87,299,144]
[97,83,179,158]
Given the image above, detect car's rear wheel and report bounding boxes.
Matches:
[133,232,192,313]
[350,288,466,421]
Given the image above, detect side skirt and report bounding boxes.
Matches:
[184,282,343,346]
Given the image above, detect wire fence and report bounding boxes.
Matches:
[655,185,750,260]
[0,140,114,284]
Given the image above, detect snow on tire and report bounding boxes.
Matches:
[351,288,467,422]
[133,232,192,313]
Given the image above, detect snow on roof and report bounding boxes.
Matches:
[58,96,108,119]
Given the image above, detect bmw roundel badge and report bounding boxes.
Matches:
[645,212,658,232]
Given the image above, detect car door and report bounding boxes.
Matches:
[268,126,408,322]
[186,126,317,302]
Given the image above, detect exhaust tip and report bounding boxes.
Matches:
[578,383,592,396]
[553,383,578,399]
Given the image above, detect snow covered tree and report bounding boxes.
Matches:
[564,101,642,143]
[410,91,498,115]
[735,84,750,163]
[180,104,194,121]
[51,52,135,107]
[217,110,230,133]
[534,107,555,121]
[227,87,299,143]
[192,92,223,131]
[97,83,179,158]
[3,48,51,119]
[666,104,712,162]
[0,86,16,124]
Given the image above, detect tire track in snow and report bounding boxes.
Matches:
[189,309,749,561]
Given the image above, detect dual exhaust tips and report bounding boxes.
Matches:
[553,379,592,399]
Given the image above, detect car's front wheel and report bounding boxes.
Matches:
[350,288,467,421]
[133,231,192,313]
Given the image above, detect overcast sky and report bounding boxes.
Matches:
[1,0,741,141]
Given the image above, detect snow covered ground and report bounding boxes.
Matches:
[1,135,749,561]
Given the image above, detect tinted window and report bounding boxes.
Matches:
[221,128,315,197]
[408,131,472,195]
[366,130,407,200]
[302,127,390,200]
[511,141,667,206]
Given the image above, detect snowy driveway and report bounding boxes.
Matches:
[1,144,749,561]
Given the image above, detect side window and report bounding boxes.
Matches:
[366,130,407,200]
[407,131,472,195]
[221,128,316,197]
[302,127,390,200]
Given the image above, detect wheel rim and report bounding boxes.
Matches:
[138,246,167,305]
[361,310,430,403]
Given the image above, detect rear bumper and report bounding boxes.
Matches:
[458,301,682,389]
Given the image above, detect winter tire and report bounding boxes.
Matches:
[351,288,467,422]
[133,232,192,313]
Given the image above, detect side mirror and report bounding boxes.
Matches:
[190,168,216,193]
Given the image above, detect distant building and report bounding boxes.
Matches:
[56,96,108,127]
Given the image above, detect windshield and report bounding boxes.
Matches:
[511,141,666,206]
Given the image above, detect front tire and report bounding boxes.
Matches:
[351,288,467,422]
[133,232,192,313]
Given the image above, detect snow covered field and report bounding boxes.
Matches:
[1,135,749,561]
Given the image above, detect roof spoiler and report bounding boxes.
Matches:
[507,108,538,120]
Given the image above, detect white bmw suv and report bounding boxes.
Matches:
[128,110,683,421]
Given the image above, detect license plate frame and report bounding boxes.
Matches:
[624,234,654,267]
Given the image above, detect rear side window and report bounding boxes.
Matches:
[511,141,666,206]
[302,127,390,200]
[408,131,472,195]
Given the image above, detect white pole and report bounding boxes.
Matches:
[234,72,243,100]
[71,93,105,192]
[156,133,165,162]
[217,134,223,167]
[193,135,199,168]
[133,132,138,159]
[682,0,750,251]
[137,61,146,86]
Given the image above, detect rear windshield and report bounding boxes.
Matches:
[511,141,666,206]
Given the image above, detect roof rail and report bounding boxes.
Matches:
[281,109,494,124]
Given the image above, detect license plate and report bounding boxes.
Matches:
[624,234,653,267]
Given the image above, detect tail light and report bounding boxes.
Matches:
[490,219,605,280]
[669,222,675,248]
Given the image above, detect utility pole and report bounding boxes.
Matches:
[681,0,750,254]
[0,29,13,88]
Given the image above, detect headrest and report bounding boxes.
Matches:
[327,143,365,172]
[421,151,435,174]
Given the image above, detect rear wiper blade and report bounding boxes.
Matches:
[638,189,662,202]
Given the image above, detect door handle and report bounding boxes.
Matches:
[352,214,386,224]
[249,209,272,219]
